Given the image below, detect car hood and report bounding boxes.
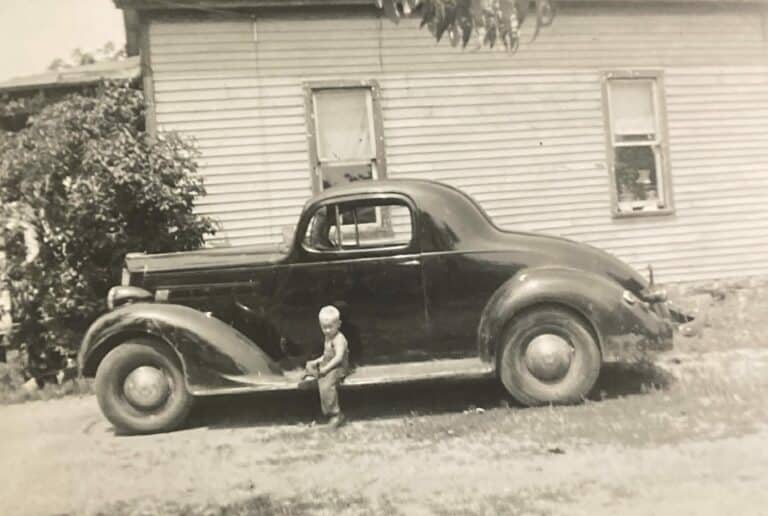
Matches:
[124,243,287,274]
[496,230,649,293]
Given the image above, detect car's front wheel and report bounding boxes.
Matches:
[499,307,601,406]
[95,339,193,434]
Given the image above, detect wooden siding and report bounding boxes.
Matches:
[148,3,768,283]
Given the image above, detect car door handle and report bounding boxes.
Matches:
[397,259,419,266]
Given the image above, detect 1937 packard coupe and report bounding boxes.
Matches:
[79,180,680,434]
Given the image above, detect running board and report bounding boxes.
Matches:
[344,357,495,386]
[192,357,495,396]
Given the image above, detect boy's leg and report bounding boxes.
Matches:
[318,369,343,417]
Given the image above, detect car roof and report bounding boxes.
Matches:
[305,179,503,251]
[308,179,464,205]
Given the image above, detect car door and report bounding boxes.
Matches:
[270,196,429,367]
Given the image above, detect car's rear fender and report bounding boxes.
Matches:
[477,266,674,364]
[79,303,284,393]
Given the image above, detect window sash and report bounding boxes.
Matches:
[607,79,660,142]
[603,71,672,217]
[615,144,665,208]
[613,138,661,148]
[311,87,377,164]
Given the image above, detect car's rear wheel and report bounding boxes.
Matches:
[95,339,192,434]
[499,307,601,406]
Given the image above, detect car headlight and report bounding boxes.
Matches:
[106,286,153,310]
[107,287,118,310]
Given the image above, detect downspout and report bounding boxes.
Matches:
[138,11,158,142]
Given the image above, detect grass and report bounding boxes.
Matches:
[91,491,390,516]
[0,350,92,404]
[91,488,581,516]
[668,275,768,353]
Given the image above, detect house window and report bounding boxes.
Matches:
[304,81,387,194]
[603,71,673,217]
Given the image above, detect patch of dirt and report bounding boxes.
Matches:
[2,348,768,516]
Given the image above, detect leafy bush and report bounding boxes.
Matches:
[0,81,215,373]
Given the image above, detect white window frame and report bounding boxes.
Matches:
[303,79,387,195]
[602,70,675,218]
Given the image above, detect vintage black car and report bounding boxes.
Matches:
[79,180,679,434]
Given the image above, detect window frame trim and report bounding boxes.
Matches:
[303,79,387,195]
[601,69,675,219]
[298,194,418,260]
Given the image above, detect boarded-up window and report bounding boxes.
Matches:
[305,81,387,194]
[603,71,673,216]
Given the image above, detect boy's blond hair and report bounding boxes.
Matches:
[318,305,340,323]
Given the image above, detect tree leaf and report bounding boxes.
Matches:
[420,1,435,28]
[382,0,401,24]
[434,4,455,42]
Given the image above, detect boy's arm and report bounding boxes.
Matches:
[318,335,347,375]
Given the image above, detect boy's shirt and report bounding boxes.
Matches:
[319,332,349,373]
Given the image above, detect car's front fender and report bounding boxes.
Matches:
[477,267,674,363]
[79,303,284,393]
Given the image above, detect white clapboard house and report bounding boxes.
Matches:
[114,0,768,283]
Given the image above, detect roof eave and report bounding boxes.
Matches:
[0,57,142,95]
[113,0,768,9]
[113,0,377,10]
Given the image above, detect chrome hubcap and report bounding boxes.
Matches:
[123,366,170,409]
[524,334,574,382]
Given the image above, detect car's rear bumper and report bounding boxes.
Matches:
[601,300,684,362]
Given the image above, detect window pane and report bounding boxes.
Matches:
[346,206,376,225]
[357,204,412,248]
[314,88,373,162]
[322,164,376,224]
[615,145,663,208]
[610,79,656,137]
[328,203,412,250]
[321,163,373,191]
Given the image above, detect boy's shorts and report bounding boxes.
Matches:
[318,368,346,416]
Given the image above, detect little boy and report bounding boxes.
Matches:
[305,305,349,428]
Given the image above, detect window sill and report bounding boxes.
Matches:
[612,206,675,219]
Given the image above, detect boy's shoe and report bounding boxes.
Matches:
[327,414,346,429]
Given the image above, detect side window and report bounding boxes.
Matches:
[603,71,673,216]
[304,81,387,194]
[303,202,413,252]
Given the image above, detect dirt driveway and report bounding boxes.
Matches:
[2,349,768,516]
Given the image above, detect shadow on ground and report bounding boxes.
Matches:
[187,361,674,431]
[588,360,674,400]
